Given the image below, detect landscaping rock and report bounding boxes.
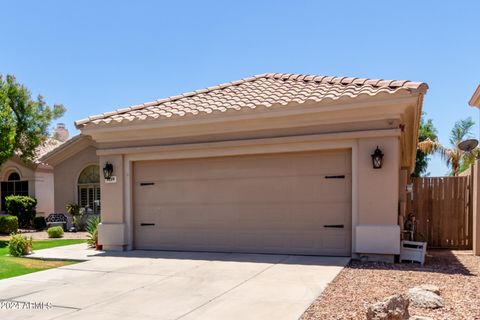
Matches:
[406,286,444,309]
[416,284,440,295]
[366,294,410,320]
[409,316,433,320]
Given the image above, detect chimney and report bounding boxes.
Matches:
[53,123,69,142]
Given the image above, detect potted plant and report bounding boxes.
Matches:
[66,203,83,232]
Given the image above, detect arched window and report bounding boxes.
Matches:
[1,171,28,212]
[8,172,21,181]
[78,165,100,184]
[78,165,101,214]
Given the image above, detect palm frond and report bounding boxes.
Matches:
[449,117,475,146]
[418,138,446,155]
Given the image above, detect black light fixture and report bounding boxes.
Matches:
[371,146,384,169]
[103,162,114,179]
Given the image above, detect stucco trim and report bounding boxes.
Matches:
[1,166,23,181]
[98,128,401,158]
[351,140,359,255]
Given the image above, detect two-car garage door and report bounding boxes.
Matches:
[133,150,352,256]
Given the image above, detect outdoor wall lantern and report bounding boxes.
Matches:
[103,162,114,179]
[371,146,384,169]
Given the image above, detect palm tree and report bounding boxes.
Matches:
[418,117,477,176]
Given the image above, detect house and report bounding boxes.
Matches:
[39,134,100,217]
[41,73,428,259]
[0,124,69,216]
[469,84,480,256]
[469,84,480,107]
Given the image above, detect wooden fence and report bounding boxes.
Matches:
[407,176,473,249]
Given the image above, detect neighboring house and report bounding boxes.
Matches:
[39,134,99,216]
[469,84,480,107]
[41,73,428,260]
[0,123,69,216]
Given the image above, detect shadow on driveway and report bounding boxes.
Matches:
[94,249,350,266]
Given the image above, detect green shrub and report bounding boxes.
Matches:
[0,215,18,234]
[8,233,32,256]
[33,216,47,230]
[86,216,101,247]
[5,196,37,228]
[47,226,64,238]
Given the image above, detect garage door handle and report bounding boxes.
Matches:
[140,182,155,186]
[140,223,155,226]
[324,224,344,228]
[325,175,345,179]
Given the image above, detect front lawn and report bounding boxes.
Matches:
[0,239,85,280]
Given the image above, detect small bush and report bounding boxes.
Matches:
[5,196,37,228]
[0,215,19,234]
[86,216,101,247]
[33,216,47,231]
[8,233,32,256]
[47,226,64,238]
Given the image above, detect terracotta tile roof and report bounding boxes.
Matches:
[34,138,64,163]
[75,73,428,128]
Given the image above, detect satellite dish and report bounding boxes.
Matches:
[458,139,479,152]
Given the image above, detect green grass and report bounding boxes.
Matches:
[0,239,86,280]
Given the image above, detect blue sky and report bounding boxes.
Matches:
[1,1,479,175]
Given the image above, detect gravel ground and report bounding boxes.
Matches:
[301,250,480,320]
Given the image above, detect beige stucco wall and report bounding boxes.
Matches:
[34,169,55,216]
[473,160,480,256]
[357,137,400,225]
[355,137,401,255]
[98,154,127,250]
[53,146,99,213]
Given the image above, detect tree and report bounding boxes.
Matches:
[418,117,477,176]
[412,113,438,177]
[0,74,65,165]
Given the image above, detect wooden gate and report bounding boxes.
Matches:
[408,176,473,249]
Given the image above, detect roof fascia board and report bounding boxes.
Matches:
[40,136,95,166]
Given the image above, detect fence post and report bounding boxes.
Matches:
[473,159,480,255]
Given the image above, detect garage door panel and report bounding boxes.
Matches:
[156,205,236,228]
[134,151,351,181]
[322,232,350,251]
[138,177,350,204]
[134,150,352,256]
[292,203,350,228]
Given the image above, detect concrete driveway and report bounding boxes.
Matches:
[0,245,349,320]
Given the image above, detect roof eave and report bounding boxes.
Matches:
[38,135,93,165]
[469,85,480,107]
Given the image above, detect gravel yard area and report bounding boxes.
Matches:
[301,250,480,320]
